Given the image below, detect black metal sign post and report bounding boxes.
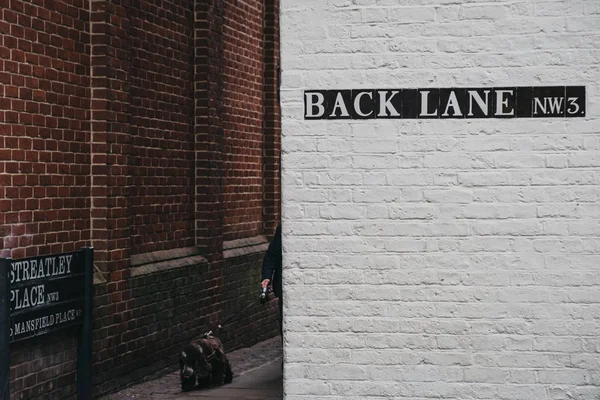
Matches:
[0,258,10,400]
[0,248,93,400]
[77,247,93,400]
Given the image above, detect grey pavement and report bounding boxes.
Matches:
[176,359,283,399]
[108,336,283,400]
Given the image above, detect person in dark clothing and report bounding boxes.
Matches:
[261,224,282,336]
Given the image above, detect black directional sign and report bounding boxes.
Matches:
[8,251,86,343]
[1,248,94,400]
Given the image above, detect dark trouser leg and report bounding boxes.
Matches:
[278,294,283,338]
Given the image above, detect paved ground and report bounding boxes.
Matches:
[176,360,282,400]
[108,336,283,400]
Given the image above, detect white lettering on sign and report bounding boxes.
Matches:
[10,254,73,285]
[354,91,373,117]
[330,92,350,117]
[495,89,514,116]
[567,97,580,115]
[442,91,463,117]
[378,91,400,117]
[534,97,564,115]
[46,291,60,302]
[55,309,77,324]
[467,90,490,116]
[10,285,45,311]
[13,314,55,336]
[419,90,438,117]
[305,92,326,118]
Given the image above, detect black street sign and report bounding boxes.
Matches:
[8,251,86,343]
[0,248,94,400]
[304,86,586,120]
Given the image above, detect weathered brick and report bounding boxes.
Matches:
[281,0,600,398]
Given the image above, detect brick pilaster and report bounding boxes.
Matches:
[89,0,133,394]
[194,0,226,326]
[194,1,225,262]
[90,0,132,274]
[263,0,281,235]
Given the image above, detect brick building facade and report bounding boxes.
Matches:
[1,0,281,398]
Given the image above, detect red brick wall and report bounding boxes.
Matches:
[128,0,195,256]
[222,0,265,241]
[2,0,281,398]
[0,0,91,260]
[0,2,91,398]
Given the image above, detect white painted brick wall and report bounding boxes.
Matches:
[280,0,600,398]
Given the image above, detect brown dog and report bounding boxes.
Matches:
[179,334,233,392]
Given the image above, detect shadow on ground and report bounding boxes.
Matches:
[107,336,283,400]
[176,359,282,399]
